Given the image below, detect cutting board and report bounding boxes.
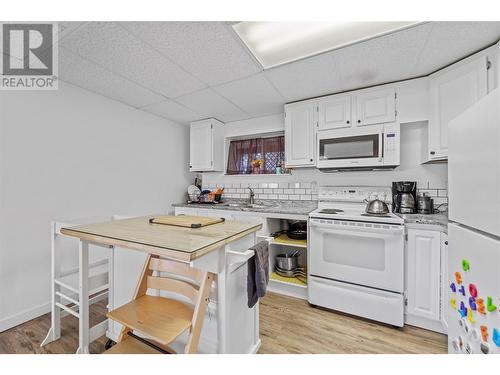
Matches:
[149,215,225,228]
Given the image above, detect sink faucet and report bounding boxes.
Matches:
[247,187,255,205]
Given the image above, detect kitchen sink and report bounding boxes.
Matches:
[222,202,271,209]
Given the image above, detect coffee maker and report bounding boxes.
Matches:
[392,181,417,214]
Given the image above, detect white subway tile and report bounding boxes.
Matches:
[257,194,268,199]
[273,188,283,194]
[278,183,289,188]
[249,183,259,188]
[237,188,246,194]
[240,182,249,188]
[289,182,300,189]
[268,183,279,189]
[278,194,289,200]
[301,182,312,188]
[294,188,306,194]
[284,188,294,194]
[289,194,300,200]
[300,195,312,200]
[311,194,319,200]
[260,183,268,189]
[254,188,263,194]
[438,189,448,197]
[264,188,273,194]
[268,194,278,199]
[305,188,312,194]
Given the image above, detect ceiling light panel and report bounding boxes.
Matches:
[233,21,421,69]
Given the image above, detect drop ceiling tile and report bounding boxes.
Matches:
[59,47,166,108]
[264,51,343,102]
[121,21,261,86]
[413,22,500,75]
[176,88,248,123]
[60,22,205,98]
[213,74,284,117]
[333,23,433,92]
[140,100,201,124]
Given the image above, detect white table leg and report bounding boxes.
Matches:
[41,223,61,346]
[76,240,90,354]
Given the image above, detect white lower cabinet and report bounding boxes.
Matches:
[405,228,447,333]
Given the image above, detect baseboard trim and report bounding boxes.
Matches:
[0,302,50,332]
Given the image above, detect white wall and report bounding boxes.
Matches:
[0,82,192,330]
[202,114,448,190]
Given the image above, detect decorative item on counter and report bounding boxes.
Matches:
[214,187,224,202]
[251,159,263,174]
[275,161,282,175]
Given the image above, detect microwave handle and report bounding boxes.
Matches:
[378,132,383,160]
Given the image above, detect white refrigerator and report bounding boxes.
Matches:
[447,88,500,354]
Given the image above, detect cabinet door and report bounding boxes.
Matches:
[318,95,351,130]
[440,233,449,331]
[354,88,396,126]
[284,102,316,167]
[428,56,488,160]
[190,120,213,171]
[407,229,441,321]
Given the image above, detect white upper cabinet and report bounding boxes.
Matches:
[428,55,488,161]
[354,88,396,126]
[316,87,396,131]
[318,95,351,130]
[284,101,316,167]
[189,118,224,172]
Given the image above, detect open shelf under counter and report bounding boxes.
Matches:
[268,273,308,300]
[257,234,307,249]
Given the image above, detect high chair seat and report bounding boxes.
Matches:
[107,295,193,346]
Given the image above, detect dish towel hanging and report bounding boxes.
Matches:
[247,240,269,308]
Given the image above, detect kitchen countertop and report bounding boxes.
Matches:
[61,215,262,261]
[397,213,449,233]
[173,199,318,217]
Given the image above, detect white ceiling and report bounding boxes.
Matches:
[56,21,500,125]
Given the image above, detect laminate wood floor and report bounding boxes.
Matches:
[0,293,447,354]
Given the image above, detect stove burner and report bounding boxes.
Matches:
[319,209,344,214]
[361,213,391,218]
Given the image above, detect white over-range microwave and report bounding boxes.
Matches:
[316,122,400,171]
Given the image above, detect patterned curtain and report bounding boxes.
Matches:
[226,136,285,175]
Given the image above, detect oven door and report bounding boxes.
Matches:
[309,218,404,293]
[317,127,384,169]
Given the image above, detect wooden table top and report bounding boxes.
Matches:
[61,215,262,262]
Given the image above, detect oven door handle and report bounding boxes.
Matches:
[310,220,404,235]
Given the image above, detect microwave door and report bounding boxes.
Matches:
[317,131,383,168]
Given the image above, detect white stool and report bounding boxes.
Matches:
[41,219,114,353]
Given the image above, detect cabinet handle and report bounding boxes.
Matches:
[445,241,448,245]
[189,165,192,168]
[357,120,361,124]
[310,158,313,162]
[346,120,350,124]
[430,151,436,155]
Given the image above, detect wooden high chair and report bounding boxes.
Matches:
[104,254,215,354]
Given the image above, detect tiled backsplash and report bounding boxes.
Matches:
[204,181,318,201]
[417,184,448,207]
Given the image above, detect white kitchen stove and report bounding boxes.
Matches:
[309,186,404,225]
[308,186,405,327]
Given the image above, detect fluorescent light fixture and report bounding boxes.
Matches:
[233,22,421,69]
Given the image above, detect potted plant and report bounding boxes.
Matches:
[251,159,263,174]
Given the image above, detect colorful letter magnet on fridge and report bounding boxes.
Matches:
[462,259,470,272]
[455,272,462,284]
[487,296,497,312]
[469,284,478,298]
[493,328,500,347]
